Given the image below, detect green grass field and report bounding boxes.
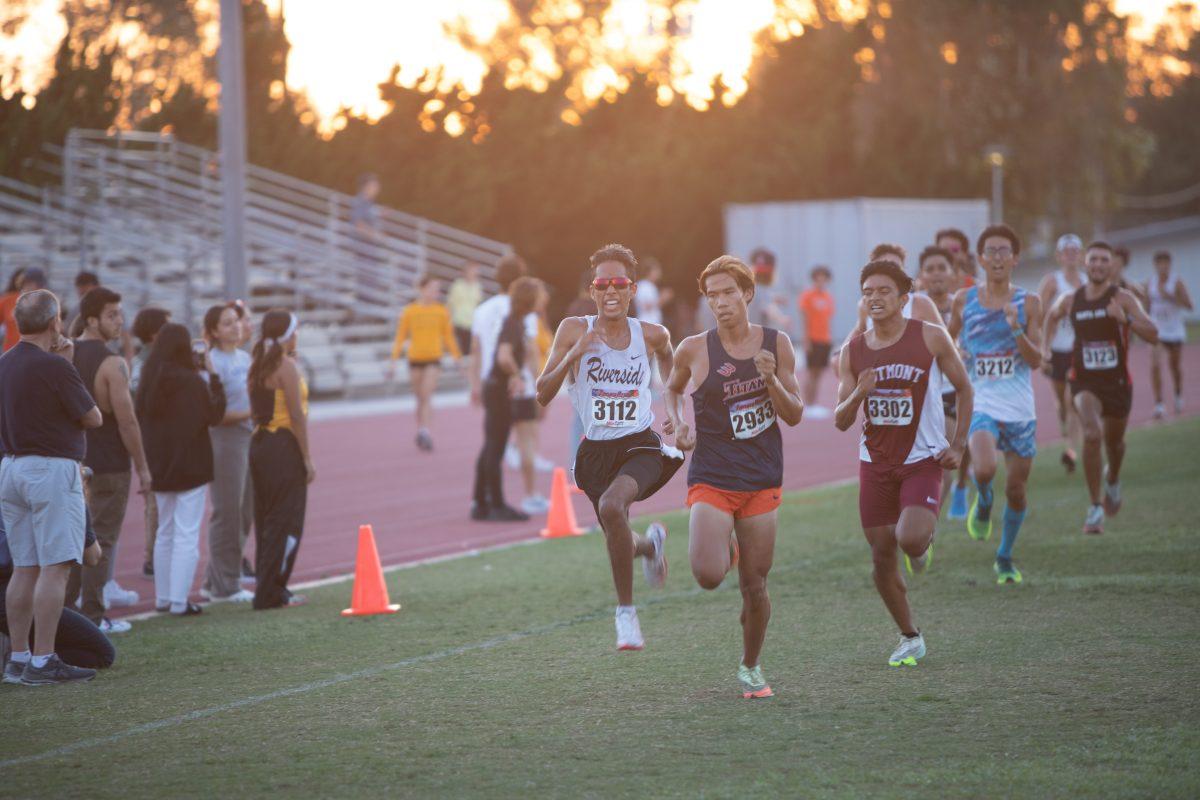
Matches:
[4,419,1199,798]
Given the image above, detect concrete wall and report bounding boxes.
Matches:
[723,197,989,340]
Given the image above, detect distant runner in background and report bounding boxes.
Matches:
[1145,250,1192,418]
[1037,234,1085,474]
[797,265,835,419]
[447,261,484,357]
[388,275,461,452]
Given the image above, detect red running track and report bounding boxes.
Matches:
[109,342,1199,615]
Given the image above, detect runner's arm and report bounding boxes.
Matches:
[644,322,674,386]
[763,334,804,426]
[534,317,587,407]
[663,336,697,450]
[947,290,966,340]
[1118,289,1159,344]
[1042,293,1072,360]
[834,345,869,432]
[1014,293,1044,369]
[1176,279,1194,311]
[926,324,973,457]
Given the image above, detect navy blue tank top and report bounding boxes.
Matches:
[687,327,784,491]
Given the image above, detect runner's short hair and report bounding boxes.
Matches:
[1086,240,1114,255]
[494,254,528,290]
[78,287,121,327]
[976,224,1021,256]
[699,255,756,296]
[810,265,832,280]
[919,246,954,269]
[1153,250,1171,263]
[589,243,638,280]
[869,243,906,263]
[934,228,970,252]
[859,260,914,295]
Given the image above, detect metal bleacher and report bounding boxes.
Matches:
[0,129,510,395]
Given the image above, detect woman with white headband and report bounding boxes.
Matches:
[247,309,314,609]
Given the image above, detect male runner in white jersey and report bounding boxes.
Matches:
[1037,234,1085,473]
[949,224,1044,583]
[917,246,971,519]
[837,260,971,667]
[665,255,804,698]
[1145,250,1192,417]
[536,244,683,651]
[1044,242,1158,534]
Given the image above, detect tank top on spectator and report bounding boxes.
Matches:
[687,327,783,491]
[848,319,947,465]
[960,286,1036,422]
[73,339,130,474]
[1069,285,1129,384]
[568,316,654,442]
[1148,274,1186,343]
[251,373,309,433]
[1050,270,1080,353]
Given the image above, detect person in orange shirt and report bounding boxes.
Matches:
[387,275,462,451]
[1,268,33,352]
[797,265,835,419]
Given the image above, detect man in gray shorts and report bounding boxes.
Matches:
[0,289,103,685]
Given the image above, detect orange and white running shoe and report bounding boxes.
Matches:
[615,606,644,651]
[738,663,773,698]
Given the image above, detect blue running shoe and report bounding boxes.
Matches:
[967,495,993,541]
[947,484,969,520]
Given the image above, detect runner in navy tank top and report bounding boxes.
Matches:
[666,255,803,699]
[835,259,972,669]
[1044,241,1158,534]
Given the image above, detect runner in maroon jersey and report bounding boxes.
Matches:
[1043,241,1158,534]
[835,260,972,667]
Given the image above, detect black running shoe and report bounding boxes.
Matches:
[142,560,154,577]
[241,557,256,579]
[470,503,492,521]
[20,654,97,686]
[486,505,530,522]
[416,431,434,452]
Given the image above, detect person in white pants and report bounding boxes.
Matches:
[134,323,227,617]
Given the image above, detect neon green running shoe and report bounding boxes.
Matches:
[967,495,993,541]
[994,557,1023,585]
[903,541,933,576]
[737,663,774,699]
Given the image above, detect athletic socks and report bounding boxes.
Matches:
[997,507,1026,561]
[10,649,31,664]
[974,478,994,512]
[30,653,51,669]
[616,605,636,615]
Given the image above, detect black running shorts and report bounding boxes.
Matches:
[1070,378,1133,419]
[1048,351,1072,382]
[572,428,685,509]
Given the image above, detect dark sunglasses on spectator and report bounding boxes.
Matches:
[592,277,633,290]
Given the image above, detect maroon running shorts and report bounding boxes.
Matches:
[858,457,942,528]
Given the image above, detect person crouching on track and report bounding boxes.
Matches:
[247,310,314,609]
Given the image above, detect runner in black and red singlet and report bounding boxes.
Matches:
[1044,241,1158,534]
[835,260,972,668]
[666,255,803,699]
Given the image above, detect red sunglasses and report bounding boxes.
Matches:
[592,277,633,290]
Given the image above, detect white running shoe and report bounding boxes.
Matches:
[806,405,832,420]
[504,444,521,469]
[642,522,668,589]
[888,632,926,667]
[99,617,132,634]
[1153,403,1165,420]
[103,580,140,608]
[201,588,255,603]
[520,494,550,515]
[1083,503,1105,535]
[615,607,644,651]
[1103,479,1122,517]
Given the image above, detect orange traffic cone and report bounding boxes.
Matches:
[541,467,585,538]
[341,524,401,616]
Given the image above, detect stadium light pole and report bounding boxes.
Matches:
[984,144,1009,225]
[218,0,249,301]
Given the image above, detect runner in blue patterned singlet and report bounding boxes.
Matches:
[536,244,683,652]
[666,255,804,699]
[949,224,1044,584]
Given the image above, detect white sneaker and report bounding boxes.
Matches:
[99,617,132,634]
[534,455,556,473]
[615,607,644,651]
[1153,403,1165,420]
[806,404,832,420]
[888,632,925,667]
[103,580,140,608]
[504,444,520,469]
[520,494,550,515]
[642,522,668,589]
[200,588,255,603]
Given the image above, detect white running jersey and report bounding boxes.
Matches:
[568,316,655,441]
[865,295,913,332]
[1148,274,1187,343]
[1050,270,1080,353]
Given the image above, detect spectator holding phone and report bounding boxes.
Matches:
[136,324,226,617]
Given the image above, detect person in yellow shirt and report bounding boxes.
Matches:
[388,275,462,451]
